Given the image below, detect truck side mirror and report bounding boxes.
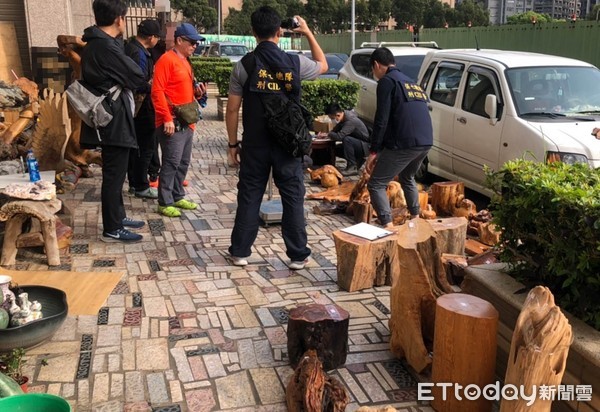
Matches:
[485,94,498,125]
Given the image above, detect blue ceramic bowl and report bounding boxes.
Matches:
[0,286,68,351]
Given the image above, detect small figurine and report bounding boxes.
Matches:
[8,295,20,317]
[30,300,43,321]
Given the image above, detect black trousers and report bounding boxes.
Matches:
[229,144,311,262]
[334,136,369,168]
[101,145,130,233]
[128,115,158,191]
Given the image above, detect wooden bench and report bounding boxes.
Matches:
[0,198,62,266]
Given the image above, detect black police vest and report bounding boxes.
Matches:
[241,42,301,147]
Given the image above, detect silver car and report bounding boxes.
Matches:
[206,41,249,63]
[338,41,438,126]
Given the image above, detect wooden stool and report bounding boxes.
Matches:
[332,229,398,292]
[0,198,62,266]
[287,304,349,371]
[431,293,499,412]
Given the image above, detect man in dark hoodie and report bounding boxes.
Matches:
[80,0,147,242]
[125,19,160,199]
[318,102,370,176]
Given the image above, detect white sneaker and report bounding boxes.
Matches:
[230,256,248,266]
[288,259,309,270]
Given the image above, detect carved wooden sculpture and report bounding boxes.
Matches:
[286,349,349,412]
[57,35,102,174]
[389,218,454,373]
[31,90,77,174]
[308,165,343,188]
[453,193,477,218]
[500,286,572,412]
[306,181,354,202]
[386,181,406,209]
[431,181,465,216]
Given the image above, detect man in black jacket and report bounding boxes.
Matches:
[319,102,370,176]
[365,47,433,228]
[125,19,160,199]
[80,0,147,242]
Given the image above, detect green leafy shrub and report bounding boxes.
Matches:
[191,58,233,83]
[486,160,600,330]
[300,79,360,118]
[214,66,233,97]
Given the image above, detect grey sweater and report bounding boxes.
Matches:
[328,110,370,143]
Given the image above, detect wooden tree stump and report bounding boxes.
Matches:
[389,218,454,373]
[286,349,349,412]
[500,286,572,412]
[431,181,464,216]
[332,230,398,292]
[350,200,373,223]
[427,217,468,255]
[418,191,429,213]
[287,304,350,371]
[431,293,499,412]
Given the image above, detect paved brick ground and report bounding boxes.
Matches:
[11,97,434,412]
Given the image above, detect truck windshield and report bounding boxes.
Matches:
[506,66,600,117]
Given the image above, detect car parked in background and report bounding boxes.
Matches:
[338,41,438,125]
[206,41,249,62]
[193,44,210,57]
[417,48,600,195]
[285,51,345,79]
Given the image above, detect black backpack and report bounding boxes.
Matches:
[242,53,313,158]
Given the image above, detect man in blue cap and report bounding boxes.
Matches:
[125,19,161,199]
[151,23,206,217]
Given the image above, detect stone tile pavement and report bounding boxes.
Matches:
[11,98,435,412]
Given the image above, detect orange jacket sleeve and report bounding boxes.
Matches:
[151,53,173,126]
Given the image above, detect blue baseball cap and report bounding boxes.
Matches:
[174,23,205,42]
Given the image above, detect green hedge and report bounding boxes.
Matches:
[486,160,600,330]
[300,79,360,118]
[191,58,233,83]
[214,66,233,97]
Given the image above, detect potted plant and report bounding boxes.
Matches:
[0,348,29,392]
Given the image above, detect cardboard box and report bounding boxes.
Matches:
[312,115,334,133]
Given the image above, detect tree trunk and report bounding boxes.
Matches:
[431,293,499,412]
[418,191,429,213]
[427,217,468,255]
[431,181,464,217]
[287,304,349,371]
[389,218,454,373]
[333,230,398,292]
[500,286,572,412]
[350,200,373,223]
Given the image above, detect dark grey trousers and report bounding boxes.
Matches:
[367,147,429,225]
[157,127,193,206]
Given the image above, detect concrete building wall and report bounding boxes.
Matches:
[25,0,72,47]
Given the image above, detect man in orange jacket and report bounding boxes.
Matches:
[151,23,206,217]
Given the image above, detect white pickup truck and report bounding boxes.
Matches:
[416,49,600,195]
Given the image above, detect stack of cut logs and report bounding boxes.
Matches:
[307,165,501,256]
